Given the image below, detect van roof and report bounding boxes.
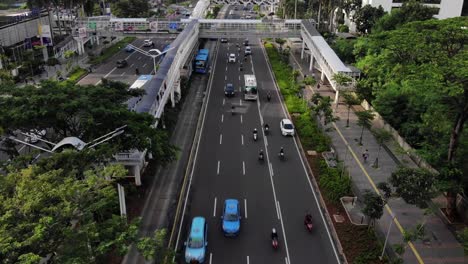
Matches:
[190,217,206,239]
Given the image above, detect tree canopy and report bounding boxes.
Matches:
[0,79,176,165]
[111,0,151,18]
[0,164,139,263]
[352,4,385,34]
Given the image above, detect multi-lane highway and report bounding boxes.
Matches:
[78,37,175,85]
[178,5,340,264]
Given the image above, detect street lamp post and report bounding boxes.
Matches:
[127,44,174,74]
[380,212,396,260]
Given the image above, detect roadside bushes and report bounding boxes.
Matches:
[294,112,330,152]
[318,159,352,203]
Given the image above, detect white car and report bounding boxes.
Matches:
[245,46,251,55]
[143,39,153,47]
[280,119,295,136]
[228,53,236,63]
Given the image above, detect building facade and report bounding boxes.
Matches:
[363,0,464,19]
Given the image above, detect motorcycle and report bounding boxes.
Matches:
[279,152,284,160]
[258,153,264,161]
[272,237,279,250]
[264,125,269,135]
[253,133,258,141]
[305,222,313,232]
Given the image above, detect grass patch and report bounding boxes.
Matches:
[89,37,136,65]
[67,66,88,83]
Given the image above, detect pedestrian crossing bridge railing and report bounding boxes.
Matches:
[194,18,302,38]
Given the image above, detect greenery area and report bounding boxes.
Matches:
[318,160,352,203]
[111,0,151,18]
[0,78,177,262]
[89,37,136,65]
[205,4,222,19]
[67,66,88,83]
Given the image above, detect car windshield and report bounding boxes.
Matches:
[225,213,239,221]
[188,237,203,248]
[226,84,233,90]
[284,124,294,129]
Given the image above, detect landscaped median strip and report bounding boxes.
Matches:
[89,37,136,65]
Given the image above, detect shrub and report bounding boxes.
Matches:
[275,38,286,45]
[457,228,468,255]
[47,57,60,66]
[338,24,349,33]
[294,113,331,152]
[318,160,352,203]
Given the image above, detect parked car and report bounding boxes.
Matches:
[185,217,208,263]
[116,59,128,68]
[224,83,235,97]
[143,39,153,47]
[222,199,241,236]
[228,53,236,63]
[280,118,295,136]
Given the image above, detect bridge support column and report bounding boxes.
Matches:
[309,55,314,71]
[321,70,326,83]
[134,165,141,186]
[301,41,305,59]
[76,39,85,55]
[334,90,340,104]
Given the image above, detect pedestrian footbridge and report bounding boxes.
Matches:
[78,0,359,185]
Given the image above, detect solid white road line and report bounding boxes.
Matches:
[242,161,245,175]
[209,253,213,264]
[217,161,220,175]
[269,162,274,176]
[285,257,290,264]
[244,199,248,219]
[276,201,281,220]
[247,256,250,264]
[219,134,223,145]
[241,134,244,145]
[221,114,224,123]
[213,197,217,217]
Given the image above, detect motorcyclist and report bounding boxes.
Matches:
[304,213,313,225]
[264,123,269,131]
[253,128,258,136]
[271,228,278,240]
[279,147,284,155]
[259,149,264,160]
[135,68,140,75]
[267,92,271,101]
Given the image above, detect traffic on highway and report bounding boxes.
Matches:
[176,5,341,264]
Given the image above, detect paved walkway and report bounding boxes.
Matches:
[21,37,120,85]
[288,48,466,263]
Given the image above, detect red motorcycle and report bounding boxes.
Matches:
[272,237,279,250]
[304,214,313,232]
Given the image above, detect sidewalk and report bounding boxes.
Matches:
[289,49,466,263]
[23,37,118,85]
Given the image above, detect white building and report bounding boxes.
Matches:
[362,0,464,19]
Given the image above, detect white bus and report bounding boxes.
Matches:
[244,74,258,100]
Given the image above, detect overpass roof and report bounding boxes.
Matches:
[130,20,198,114]
[311,36,351,73]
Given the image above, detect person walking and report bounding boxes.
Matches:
[362,149,369,163]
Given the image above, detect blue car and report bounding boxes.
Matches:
[222,199,241,236]
[124,45,134,52]
[185,217,208,263]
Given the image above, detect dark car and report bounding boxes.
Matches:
[116,59,128,68]
[224,83,235,97]
[243,39,249,46]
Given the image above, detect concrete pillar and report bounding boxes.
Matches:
[301,41,305,59]
[95,35,100,45]
[321,70,326,83]
[134,165,141,186]
[309,55,314,71]
[170,89,175,107]
[175,81,181,102]
[334,90,340,104]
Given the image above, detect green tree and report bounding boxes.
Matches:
[352,4,385,33]
[137,229,175,262]
[372,128,392,168]
[355,110,374,145]
[362,190,385,228]
[312,95,339,125]
[342,91,361,127]
[389,167,437,208]
[373,0,437,33]
[0,80,176,164]
[0,164,140,263]
[111,0,151,18]
[331,38,356,64]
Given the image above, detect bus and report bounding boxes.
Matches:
[244,74,258,100]
[194,49,209,73]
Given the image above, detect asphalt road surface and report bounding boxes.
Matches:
[78,37,175,86]
[179,5,340,264]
